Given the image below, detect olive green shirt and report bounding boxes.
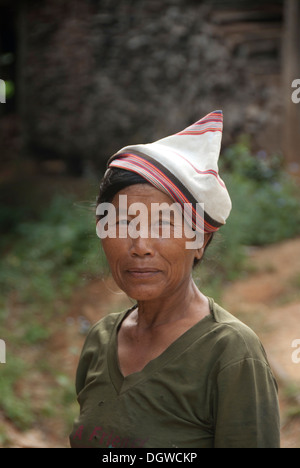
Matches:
[70,298,280,448]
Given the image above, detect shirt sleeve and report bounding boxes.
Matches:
[75,322,99,396]
[213,358,281,448]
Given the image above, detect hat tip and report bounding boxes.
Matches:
[177,110,223,136]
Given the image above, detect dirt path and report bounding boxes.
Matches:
[222,237,300,448]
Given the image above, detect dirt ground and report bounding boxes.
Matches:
[222,237,300,449]
[1,239,300,448]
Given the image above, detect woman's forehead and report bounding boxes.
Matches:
[112,183,174,205]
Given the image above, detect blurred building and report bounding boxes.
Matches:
[0,0,299,173]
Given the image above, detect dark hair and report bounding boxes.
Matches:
[97,168,150,210]
[97,167,213,267]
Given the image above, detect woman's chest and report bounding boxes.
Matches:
[71,362,214,448]
[117,322,197,377]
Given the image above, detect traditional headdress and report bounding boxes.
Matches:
[106,110,232,233]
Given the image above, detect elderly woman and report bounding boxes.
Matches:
[70,111,280,449]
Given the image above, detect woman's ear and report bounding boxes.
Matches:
[194,233,213,262]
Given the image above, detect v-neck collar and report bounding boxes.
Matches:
[107,298,216,395]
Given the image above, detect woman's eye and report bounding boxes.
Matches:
[155,219,172,226]
[117,219,129,226]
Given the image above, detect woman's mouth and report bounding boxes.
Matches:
[126,268,161,279]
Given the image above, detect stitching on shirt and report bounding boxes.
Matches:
[216,356,272,377]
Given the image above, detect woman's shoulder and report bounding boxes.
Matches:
[84,304,137,344]
[207,298,270,367]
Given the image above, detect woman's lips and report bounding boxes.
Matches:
[126,268,161,279]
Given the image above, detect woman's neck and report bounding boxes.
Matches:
[134,278,209,331]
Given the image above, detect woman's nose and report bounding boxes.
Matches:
[129,235,155,257]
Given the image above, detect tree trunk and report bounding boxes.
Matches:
[282,0,300,168]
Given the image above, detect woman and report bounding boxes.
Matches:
[70,111,280,448]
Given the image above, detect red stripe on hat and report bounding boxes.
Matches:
[165,148,226,189]
[177,111,223,136]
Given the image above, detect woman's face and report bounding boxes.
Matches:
[101,184,210,302]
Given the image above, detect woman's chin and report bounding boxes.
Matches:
[124,286,164,303]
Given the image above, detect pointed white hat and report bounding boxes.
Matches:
[107,110,232,233]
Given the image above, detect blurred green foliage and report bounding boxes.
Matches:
[4,80,15,100]
[0,195,102,312]
[197,137,300,297]
[0,193,103,438]
[0,357,34,430]
[221,137,300,245]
